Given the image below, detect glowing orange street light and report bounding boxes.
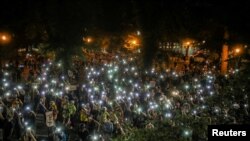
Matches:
[1,35,7,41]
[0,33,11,44]
[235,48,240,54]
[86,37,92,43]
[83,37,93,43]
[131,39,137,45]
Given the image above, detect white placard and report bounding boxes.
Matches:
[45,111,55,127]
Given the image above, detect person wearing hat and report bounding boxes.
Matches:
[49,101,58,120]
[79,105,90,124]
[62,99,70,126]
[68,100,76,116]
[62,100,76,127]
[100,107,109,124]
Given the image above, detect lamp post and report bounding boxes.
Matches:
[185,42,190,59]
[0,32,12,68]
[234,48,241,69]
[184,41,191,65]
[0,33,11,44]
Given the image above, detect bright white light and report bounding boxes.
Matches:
[137,30,141,36]
[165,113,172,118]
[27,127,31,131]
[215,108,219,113]
[192,110,197,115]
[51,80,57,84]
[210,91,214,95]
[94,87,99,91]
[65,87,69,91]
[26,106,30,111]
[131,67,135,71]
[42,91,45,95]
[59,91,63,95]
[201,105,206,109]
[92,135,98,140]
[137,107,142,113]
[56,128,61,132]
[160,75,164,79]
[99,100,103,105]
[5,92,10,96]
[200,97,204,101]
[172,91,179,96]
[17,85,22,89]
[184,130,190,136]
[4,83,9,87]
[134,83,138,87]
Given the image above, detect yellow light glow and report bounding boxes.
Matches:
[235,48,240,53]
[0,33,11,44]
[1,35,7,41]
[131,40,137,45]
[124,34,140,50]
[87,38,92,43]
[83,37,93,43]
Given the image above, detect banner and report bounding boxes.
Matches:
[45,111,55,127]
[65,84,77,91]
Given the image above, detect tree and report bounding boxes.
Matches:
[40,0,89,70]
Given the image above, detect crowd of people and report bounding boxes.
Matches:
[0,51,249,141]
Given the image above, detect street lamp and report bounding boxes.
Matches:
[0,32,11,44]
[131,39,138,45]
[0,32,12,69]
[83,37,93,44]
[1,35,7,41]
[184,41,191,64]
[234,48,242,69]
[86,37,92,43]
[235,48,240,54]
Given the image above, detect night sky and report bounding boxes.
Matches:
[1,0,250,42]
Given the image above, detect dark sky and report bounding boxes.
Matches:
[1,0,250,41]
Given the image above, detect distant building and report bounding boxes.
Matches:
[158,41,203,56]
